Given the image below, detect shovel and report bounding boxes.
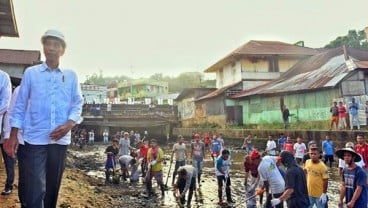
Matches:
[164,153,174,190]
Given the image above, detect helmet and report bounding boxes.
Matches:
[41,29,66,48]
[250,150,261,160]
[194,133,200,138]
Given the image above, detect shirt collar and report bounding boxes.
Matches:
[40,62,64,73]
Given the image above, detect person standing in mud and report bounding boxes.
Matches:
[337,147,367,207]
[103,129,109,144]
[211,135,222,164]
[304,147,329,208]
[250,150,285,208]
[191,133,205,187]
[137,140,149,177]
[322,134,335,168]
[4,29,84,208]
[243,154,259,208]
[171,135,187,186]
[216,149,235,205]
[271,151,309,207]
[119,131,133,156]
[105,139,119,183]
[174,165,197,207]
[144,139,165,198]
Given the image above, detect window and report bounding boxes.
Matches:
[268,56,279,72]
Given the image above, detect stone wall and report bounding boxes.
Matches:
[173,127,367,149]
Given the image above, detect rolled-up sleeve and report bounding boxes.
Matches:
[68,72,83,123]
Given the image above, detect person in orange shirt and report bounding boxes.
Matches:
[283,136,294,153]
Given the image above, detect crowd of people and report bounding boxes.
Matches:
[101,131,368,208]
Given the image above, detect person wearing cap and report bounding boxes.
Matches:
[144,139,165,198]
[349,97,360,130]
[119,131,133,156]
[171,135,187,186]
[191,133,205,187]
[337,147,367,207]
[250,150,285,208]
[271,151,309,207]
[215,149,235,205]
[330,100,339,130]
[304,147,329,208]
[338,142,365,176]
[4,29,83,208]
[243,154,259,208]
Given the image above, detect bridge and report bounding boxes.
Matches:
[79,104,179,138]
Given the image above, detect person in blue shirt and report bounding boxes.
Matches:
[278,133,286,152]
[322,134,335,168]
[215,149,235,205]
[349,97,360,130]
[0,69,12,195]
[4,29,83,208]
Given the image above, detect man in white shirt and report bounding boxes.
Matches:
[172,135,187,185]
[266,135,277,156]
[293,137,306,164]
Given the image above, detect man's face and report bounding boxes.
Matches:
[150,142,157,148]
[343,152,354,165]
[222,153,229,160]
[43,38,65,62]
[357,136,364,144]
[309,149,320,162]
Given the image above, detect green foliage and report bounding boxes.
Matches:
[227,121,329,130]
[325,29,368,49]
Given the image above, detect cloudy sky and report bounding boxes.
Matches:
[1,0,367,82]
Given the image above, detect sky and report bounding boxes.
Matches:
[1,0,368,82]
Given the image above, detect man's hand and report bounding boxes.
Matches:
[271,198,281,206]
[319,193,327,204]
[4,133,18,158]
[256,188,264,196]
[49,120,74,141]
[150,160,157,166]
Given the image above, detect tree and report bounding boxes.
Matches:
[325,29,368,49]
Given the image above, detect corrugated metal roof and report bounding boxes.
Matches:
[195,81,242,101]
[0,49,41,65]
[232,47,368,98]
[205,40,319,72]
[0,0,18,37]
[175,88,216,101]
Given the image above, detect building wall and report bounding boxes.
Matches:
[215,57,303,89]
[0,63,25,79]
[238,89,341,125]
[177,97,195,120]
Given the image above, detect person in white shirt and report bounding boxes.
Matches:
[293,137,307,164]
[103,129,109,144]
[172,135,187,185]
[265,135,277,156]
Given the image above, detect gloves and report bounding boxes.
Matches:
[319,193,327,204]
[256,188,264,196]
[271,198,282,206]
[150,160,157,166]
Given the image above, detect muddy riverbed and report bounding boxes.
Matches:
[0,141,342,207]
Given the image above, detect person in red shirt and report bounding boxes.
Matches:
[204,133,211,150]
[355,134,368,175]
[338,101,347,130]
[283,136,294,153]
[138,140,149,177]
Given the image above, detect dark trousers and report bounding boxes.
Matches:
[265,192,283,208]
[172,160,186,184]
[0,144,15,190]
[178,176,196,205]
[18,142,67,208]
[217,175,232,201]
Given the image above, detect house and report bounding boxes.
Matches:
[196,40,319,127]
[0,0,19,38]
[231,46,368,127]
[0,49,41,85]
[80,84,108,104]
[204,40,319,90]
[175,88,216,127]
[117,78,169,104]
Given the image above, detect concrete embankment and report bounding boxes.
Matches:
[173,128,368,148]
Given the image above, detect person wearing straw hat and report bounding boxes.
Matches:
[336,147,367,208]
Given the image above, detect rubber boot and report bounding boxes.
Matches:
[226,187,235,203]
[187,190,193,207]
[197,174,201,187]
[105,171,110,183]
[145,181,153,197]
[160,184,165,198]
[218,188,223,204]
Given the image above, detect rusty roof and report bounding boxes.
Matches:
[195,81,242,102]
[175,88,217,101]
[205,40,319,72]
[232,47,368,99]
[0,49,41,65]
[0,0,18,37]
